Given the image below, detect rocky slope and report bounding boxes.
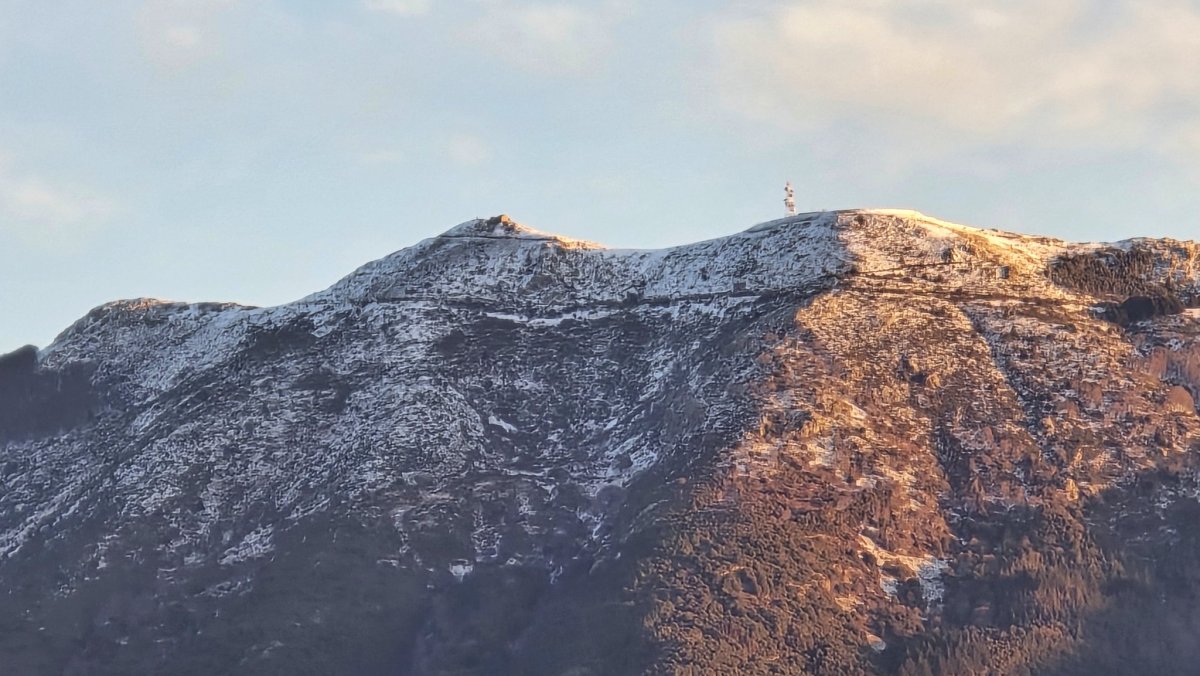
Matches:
[3,210,1200,675]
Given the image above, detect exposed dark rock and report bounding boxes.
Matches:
[1103,294,1187,326]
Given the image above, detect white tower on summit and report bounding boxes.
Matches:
[784,182,797,217]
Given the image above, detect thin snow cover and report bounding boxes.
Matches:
[39,299,255,399]
[219,525,275,566]
[916,558,950,606]
[439,215,604,249]
[880,575,899,597]
[838,209,1070,283]
[483,308,619,326]
[299,210,850,310]
[0,436,97,560]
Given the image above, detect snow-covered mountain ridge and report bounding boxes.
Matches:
[49,209,1196,347]
[4,209,1200,675]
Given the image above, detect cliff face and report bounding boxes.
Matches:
[3,210,1200,675]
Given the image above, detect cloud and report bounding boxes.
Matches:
[463,2,634,76]
[135,0,237,72]
[0,158,116,248]
[162,25,203,50]
[703,0,1200,159]
[446,133,493,168]
[364,0,432,17]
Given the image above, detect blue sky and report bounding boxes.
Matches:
[2,0,1200,352]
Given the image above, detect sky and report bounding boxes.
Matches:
[2,0,1200,352]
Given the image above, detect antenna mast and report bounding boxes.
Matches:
[784,182,797,217]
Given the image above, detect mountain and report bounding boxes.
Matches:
[3,210,1200,675]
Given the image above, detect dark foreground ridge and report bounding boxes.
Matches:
[2,210,1200,675]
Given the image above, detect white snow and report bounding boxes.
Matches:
[219,525,275,566]
[449,560,474,582]
[859,535,948,608]
[487,415,518,434]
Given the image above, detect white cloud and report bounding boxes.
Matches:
[364,0,432,17]
[446,133,493,168]
[135,0,236,72]
[0,158,116,248]
[163,25,203,50]
[464,2,634,76]
[703,0,1200,159]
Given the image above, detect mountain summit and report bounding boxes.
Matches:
[3,210,1200,675]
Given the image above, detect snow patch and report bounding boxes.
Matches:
[219,526,275,566]
[859,535,947,608]
[449,560,474,582]
[487,415,518,434]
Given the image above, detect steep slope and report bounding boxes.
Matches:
[2,211,1200,675]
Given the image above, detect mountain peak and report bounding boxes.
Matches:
[438,214,604,249]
